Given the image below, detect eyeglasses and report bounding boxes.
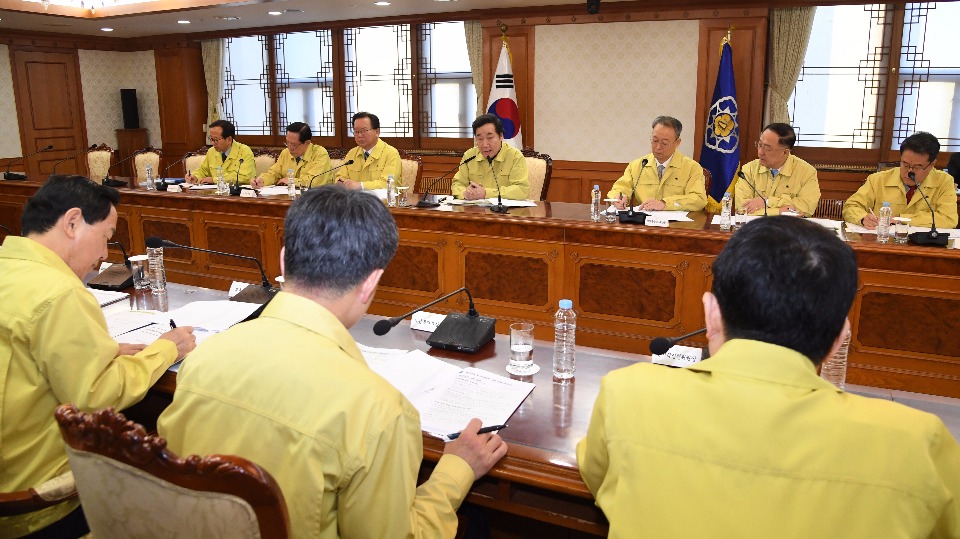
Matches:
[650,137,676,148]
[284,140,302,150]
[899,161,932,172]
[210,137,225,144]
[354,128,374,136]
[755,140,786,152]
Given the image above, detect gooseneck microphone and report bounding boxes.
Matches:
[145,236,278,303]
[5,145,54,180]
[0,224,12,235]
[103,148,148,187]
[52,144,98,177]
[87,241,134,291]
[229,158,246,196]
[737,171,768,217]
[906,171,948,246]
[417,155,477,208]
[373,287,496,354]
[619,158,648,224]
[489,160,509,214]
[649,328,707,356]
[374,287,478,336]
[307,159,355,190]
[160,152,192,179]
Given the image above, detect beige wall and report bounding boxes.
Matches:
[0,45,24,159]
[534,20,699,163]
[78,50,162,149]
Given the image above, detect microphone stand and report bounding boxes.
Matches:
[51,144,98,177]
[906,171,949,246]
[156,152,192,191]
[619,158,648,224]
[4,145,53,180]
[87,241,134,291]
[103,148,147,188]
[306,159,355,190]
[229,158,245,196]
[737,171,767,217]
[417,155,477,208]
[489,171,509,214]
[649,327,707,356]
[373,287,472,336]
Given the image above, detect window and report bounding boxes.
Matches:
[277,31,336,137]
[223,36,272,136]
[344,25,413,137]
[419,21,477,138]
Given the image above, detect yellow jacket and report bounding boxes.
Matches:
[842,167,958,228]
[259,143,333,187]
[736,154,821,216]
[606,151,707,211]
[339,139,403,190]
[193,140,257,184]
[0,237,177,537]
[158,292,476,539]
[451,144,529,200]
[578,339,960,539]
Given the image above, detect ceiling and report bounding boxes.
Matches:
[0,0,590,38]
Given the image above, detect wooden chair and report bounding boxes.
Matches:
[398,149,422,188]
[86,144,113,180]
[813,198,845,220]
[253,148,279,176]
[183,146,210,177]
[55,404,290,539]
[326,147,348,170]
[133,147,162,183]
[702,167,713,197]
[522,148,553,201]
[878,161,899,171]
[0,472,76,517]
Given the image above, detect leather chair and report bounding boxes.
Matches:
[0,472,76,518]
[398,149,422,188]
[253,148,279,177]
[133,147,162,183]
[86,144,113,181]
[183,146,211,177]
[55,404,290,539]
[522,148,553,201]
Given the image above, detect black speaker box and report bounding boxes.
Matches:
[120,89,140,129]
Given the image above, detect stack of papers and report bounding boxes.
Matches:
[87,288,129,307]
[358,344,535,439]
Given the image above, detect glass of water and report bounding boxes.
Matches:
[893,217,911,244]
[506,322,539,375]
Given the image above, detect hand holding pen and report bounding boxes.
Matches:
[442,418,509,479]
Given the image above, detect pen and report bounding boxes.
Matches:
[169,319,177,329]
[446,424,507,440]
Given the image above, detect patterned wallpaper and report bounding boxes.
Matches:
[78,50,162,149]
[0,45,24,159]
[535,20,699,163]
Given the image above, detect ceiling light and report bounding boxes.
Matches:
[284,9,303,13]
[374,1,391,5]
[177,20,190,24]
[100,27,113,31]
[268,11,281,15]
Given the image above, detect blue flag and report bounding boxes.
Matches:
[700,40,740,212]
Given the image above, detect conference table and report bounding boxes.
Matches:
[1,180,958,398]
[112,284,621,534]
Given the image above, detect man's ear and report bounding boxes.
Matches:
[358,269,384,305]
[702,291,727,354]
[279,246,285,277]
[60,208,84,240]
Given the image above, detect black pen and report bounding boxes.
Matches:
[169,319,177,329]
[446,424,507,440]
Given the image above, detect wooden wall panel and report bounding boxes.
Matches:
[155,46,207,176]
[482,25,535,151]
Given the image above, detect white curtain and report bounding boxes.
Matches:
[765,7,816,125]
[200,39,225,126]
[464,21,484,117]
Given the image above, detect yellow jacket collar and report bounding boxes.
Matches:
[687,339,841,393]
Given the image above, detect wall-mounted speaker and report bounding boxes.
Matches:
[120,89,140,129]
[587,0,600,14]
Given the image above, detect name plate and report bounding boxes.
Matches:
[645,216,670,228]
[411,311,447,333]
[240,189,257,198]
[167,184,183,193]
[652,345,703,368]
[228,281,250,298]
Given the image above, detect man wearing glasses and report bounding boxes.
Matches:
[452,114,529,201]
[608,116,706,211]
[251,122,332,189]
[185,119,256,185]
[843,131,958,229]
[337,112,402,190]
[736,123,820,216]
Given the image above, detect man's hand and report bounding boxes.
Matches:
[339,179,362,190]
[250,176,265,189]
[463,182,486,200]
[444,418,508,479]
[640,199,666,211]
[742,196,766,214]
[612,194,627,210]
[116,343,147,357]
[861,212,879,229]
[185,172,198,185]
[158,326,197,360]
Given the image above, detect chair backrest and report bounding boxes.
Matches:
[55,404,290,539]
[326,147,347,170]
[183,146,210,176]
[522,148,553,201]
[813,198,845,220]
[253,148,278,176]
[133,147,162,182]
[398,149,421,188]
[878,161,899,171]
[87,145,113,180]
[702,167,713,197]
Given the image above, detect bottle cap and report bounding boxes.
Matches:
[594,184,599,189]
[559,299,573,309]
[882,201,891,207]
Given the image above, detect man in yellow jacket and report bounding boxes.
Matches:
[608,116,706,211]
[452,114,529,201]
[336,112,402,190]
[736,122,821,216]
[0,176,195,538]
[843,131,958,229]
[185,119,256,185]
[251,122,333,189]
[578,216,960,538]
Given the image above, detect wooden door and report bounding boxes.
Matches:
[10,48,88,179]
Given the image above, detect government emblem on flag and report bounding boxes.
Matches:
[486,38,522,149]
[700,38,740,212]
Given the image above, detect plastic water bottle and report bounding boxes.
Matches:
[216,166,226,195]
[387,175,396,207]
[719,192,732,230]
[877,202,892,243]
[144,163,155,190]
[821,331,851,389]
[552,299,577,380]
[146,246,166,294]
[590,185,602,222]
[287,169,296,199]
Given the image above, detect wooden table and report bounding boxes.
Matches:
[2,181,958,398]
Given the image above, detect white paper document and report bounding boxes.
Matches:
[163,300,261,331]
[258,186,292,196]
[104,310,157,338]
[87,288,129,308]
[709,215,763,225]
[844,222,875,234]
[358,344,535,439]
[447,198,537,207]
[636,210,693,222]
[806,218,843,230]
[185,184,219,190]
